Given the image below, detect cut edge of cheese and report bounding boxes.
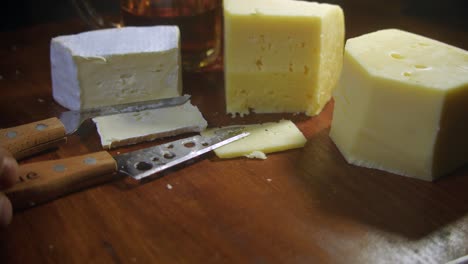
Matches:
[307,5,345,116]
[51,26,182,111]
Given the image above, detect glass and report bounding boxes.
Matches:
[71,0,222,71]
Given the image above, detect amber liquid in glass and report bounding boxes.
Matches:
[121,0,221,71]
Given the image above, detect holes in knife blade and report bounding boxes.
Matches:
[135,161,153,171]
[152,156,167,165]
[183,141,196,148]
[201,142,209,147]
[163,152,176,159]
[166,144,174,149]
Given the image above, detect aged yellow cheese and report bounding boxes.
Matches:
[223,0,344,116]
[201,120,306,159]
[330,29,468,181]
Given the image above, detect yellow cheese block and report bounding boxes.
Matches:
[330,29,468,181]
[223,0,344,116]
[201,120,307,159]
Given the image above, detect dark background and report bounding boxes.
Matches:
[0,0,467,32]
[1,1,76,31]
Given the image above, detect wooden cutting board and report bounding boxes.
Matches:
[0,12,467,264]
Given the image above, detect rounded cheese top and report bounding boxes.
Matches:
[224,0,340,17]
[345,29,468,90]
[52,26,180,57]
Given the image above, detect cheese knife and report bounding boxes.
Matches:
[4,129,249,210]
[0,95,191,160]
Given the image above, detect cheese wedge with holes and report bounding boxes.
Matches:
[201,120,306,159]
[330,29,468,181]
[93,101,207,149]
[51,26,181,110]
[223,0,344,116]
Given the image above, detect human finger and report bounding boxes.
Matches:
[0,148,19,189]
[0,192,13,227]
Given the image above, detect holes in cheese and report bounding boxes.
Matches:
[223,0,344,116]
[330,29,468,181]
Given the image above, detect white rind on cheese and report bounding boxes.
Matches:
[223,0,344,116]
[93,101,207,149]
[201,120,307,159]
[330,29,468,181]
[51,26,182,110]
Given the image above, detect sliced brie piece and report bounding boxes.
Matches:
[51,26,182,110]
[201,120,307,159]
[93,101,207,149]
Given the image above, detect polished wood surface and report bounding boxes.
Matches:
[1,3,468,263]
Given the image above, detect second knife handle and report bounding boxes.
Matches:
[0,117,67,159]
[4,151,118,210]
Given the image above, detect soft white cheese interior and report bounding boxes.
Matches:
[51,26,182,110]
[93,101,207,149]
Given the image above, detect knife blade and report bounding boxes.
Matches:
[3,130,249,210]
[0,95,191,159]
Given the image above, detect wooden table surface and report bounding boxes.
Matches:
[1,2,468,263]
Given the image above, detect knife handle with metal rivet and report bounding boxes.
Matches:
[3,151,118,210]
[0,117,67,160]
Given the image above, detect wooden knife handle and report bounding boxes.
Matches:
[3,151,118,210]
[0,117,67,160]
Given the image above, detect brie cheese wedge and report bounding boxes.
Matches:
[51,26,182,110]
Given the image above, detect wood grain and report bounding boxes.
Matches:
[0,117,66,160]
[0,2,467,264]
[5,151,118,210]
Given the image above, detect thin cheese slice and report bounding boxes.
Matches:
[201,120,306,159]
[93,101,207,149]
